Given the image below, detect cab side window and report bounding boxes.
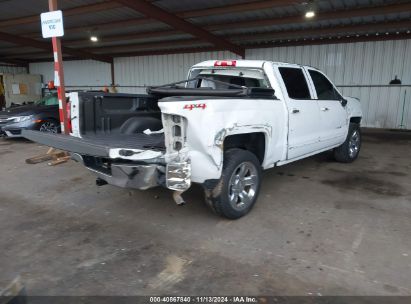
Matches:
[44,96,58,106]
[279,67,311,100]
[309,70,341,100]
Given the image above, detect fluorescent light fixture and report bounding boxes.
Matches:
[305,11,315,18]
[90,36,98,42]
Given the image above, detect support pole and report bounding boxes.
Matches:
[110,60,115,86]
[49,0,69,134]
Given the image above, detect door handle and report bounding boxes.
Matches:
[292,109,300,114]
[321,107,330,111]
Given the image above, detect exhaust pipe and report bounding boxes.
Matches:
[172,191,186,206]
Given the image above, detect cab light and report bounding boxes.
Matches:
[214,60,237,67]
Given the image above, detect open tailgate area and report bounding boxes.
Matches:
[22,130,165,157]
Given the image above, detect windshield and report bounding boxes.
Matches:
[188,68,270,89]
[35,94,58,106]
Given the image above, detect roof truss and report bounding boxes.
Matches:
[112,0,245,57]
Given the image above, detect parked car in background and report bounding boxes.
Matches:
[0,93,60,138]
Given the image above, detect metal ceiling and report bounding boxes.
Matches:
[0,0,410,65]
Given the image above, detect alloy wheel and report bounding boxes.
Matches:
[228,161,259,211]
[348,130,360,158]
[39,121,58,133]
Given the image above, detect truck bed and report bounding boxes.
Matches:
[23,130,165,158]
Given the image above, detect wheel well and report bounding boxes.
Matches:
[223,132,265,164]
[350,117,361,124]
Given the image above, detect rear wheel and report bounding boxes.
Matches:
[204,149,262,219]
[334,123,361,163]
[39,119,60,134]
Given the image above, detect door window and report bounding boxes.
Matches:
[279,67,311,100]
[35,94,58,106]
[309,70,341,100]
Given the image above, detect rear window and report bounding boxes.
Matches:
[188,68,270,89]
[279,67,311,99]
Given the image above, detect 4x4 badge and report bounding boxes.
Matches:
[183,103,206,110]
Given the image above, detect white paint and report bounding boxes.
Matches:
[54,70,60,86]
[40,10,64,38]
[157,60,361,183]
[108,148,163,161]
[65,60,361,183]
[67,92,80,137]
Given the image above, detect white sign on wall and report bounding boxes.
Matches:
[40,10,64,38]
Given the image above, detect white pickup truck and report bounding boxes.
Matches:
[24,60,362,219]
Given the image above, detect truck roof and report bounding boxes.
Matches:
[191,59,311,69]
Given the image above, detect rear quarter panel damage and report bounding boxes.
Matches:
[159,98,288,183]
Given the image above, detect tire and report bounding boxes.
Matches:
[38,119,60,134]
[334,123,361,163]
[204,148,262,219]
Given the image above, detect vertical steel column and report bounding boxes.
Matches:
[49,0,69,134]
[110,61,115,86]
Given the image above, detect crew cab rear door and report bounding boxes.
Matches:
[306,68,348,146]
[277,66,323,159]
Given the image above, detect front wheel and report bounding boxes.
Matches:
[204,148,262,219]
[38,119,60,134]
[334,123,361,163]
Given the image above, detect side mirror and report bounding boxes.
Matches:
[341,98,348,107]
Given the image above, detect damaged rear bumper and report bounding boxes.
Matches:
[22,130,192,194]
[72,153,191,192]
[92,162,163,190]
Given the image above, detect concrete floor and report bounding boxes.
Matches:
[0,130,410,296]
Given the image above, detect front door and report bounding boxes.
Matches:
[307,69,348,147]
[277,66,323,159]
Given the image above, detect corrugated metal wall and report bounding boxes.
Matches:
[114,51,240,94]
[247,40,411,129]
[0,65,27,74]
[29,60,111,90]
[29,40,411,129]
